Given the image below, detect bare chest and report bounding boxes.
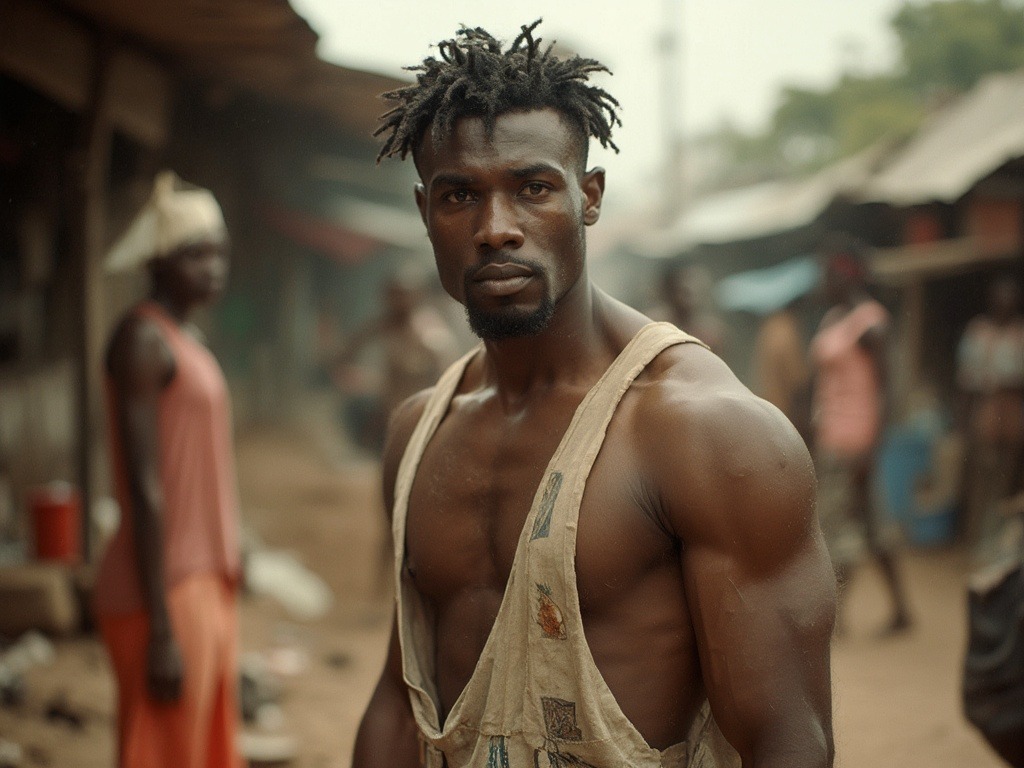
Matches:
[399,377,702,745]
[403,390,673,616]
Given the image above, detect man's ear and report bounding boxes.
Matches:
[414,183,428,227]
[581,168,605,226]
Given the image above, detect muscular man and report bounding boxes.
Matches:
[354,21,835,768]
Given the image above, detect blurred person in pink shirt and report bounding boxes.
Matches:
[94,172,243,768]
[811,241,911,636]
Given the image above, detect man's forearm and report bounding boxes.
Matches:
[129,480,172,635]
[747,718,834,768]
[352,678,421,768]
[749,708,835,768]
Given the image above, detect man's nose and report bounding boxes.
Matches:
[473,195,524,252]
[207,253,228,280]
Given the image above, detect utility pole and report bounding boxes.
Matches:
[658,0,686,226]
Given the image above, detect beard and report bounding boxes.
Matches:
[462,259,556,341]
[465,294,556,340]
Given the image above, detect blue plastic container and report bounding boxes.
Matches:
[877,427,957,547]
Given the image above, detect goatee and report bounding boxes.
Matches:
[465,294,555,340]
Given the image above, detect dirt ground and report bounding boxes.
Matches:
[0,425,1010,767]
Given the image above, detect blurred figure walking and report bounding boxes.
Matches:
[957,274,1024,565]
[94,172,243,768]
[810,242,912,636]
[333,268,458,456]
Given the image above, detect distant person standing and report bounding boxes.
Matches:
[94,172,242,768]
[957,275,1024,564]
[334,269,459,455]
[811,245,911,635]
[649,262,728,356]
[754,300,812,440]
[333,269,460,594]
[715,256,818,441]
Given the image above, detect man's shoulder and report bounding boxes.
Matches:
[631,340,775,440]
[381,386,437,513]
[384,388,435,454]
[626,342,815,549]
[106,305,174,382]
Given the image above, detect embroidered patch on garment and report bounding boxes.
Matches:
[535,583,567,640]
[541,696,583,742]
[487,735,510,768]
[530,472,564,541]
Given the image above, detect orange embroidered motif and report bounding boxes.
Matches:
[536,583,567,640]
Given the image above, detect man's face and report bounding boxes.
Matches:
[990,278,1020,321]
[384,280,418,320]
[414,109,604,340]
[824,257,860,305]
[155,239,229,305]
[665,269,695,316]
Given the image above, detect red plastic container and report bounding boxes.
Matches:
[29,482,81,563]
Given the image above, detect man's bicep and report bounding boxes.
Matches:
[683,520,835,765]
[655,393,835,765]
[108,318,172,495]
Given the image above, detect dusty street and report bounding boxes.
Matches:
[0,426,1009,767]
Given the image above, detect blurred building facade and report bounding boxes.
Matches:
[624,69,1024,416]
[0,0,422,553]
[601,68,1024,547]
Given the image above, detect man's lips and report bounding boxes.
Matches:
[472,262,534,281]
[470,263,536,297]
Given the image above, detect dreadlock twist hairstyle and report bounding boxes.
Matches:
[374,19,621,163]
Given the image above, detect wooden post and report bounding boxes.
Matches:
[69,34,114,561]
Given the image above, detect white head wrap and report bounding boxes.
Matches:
[105,171,226,272]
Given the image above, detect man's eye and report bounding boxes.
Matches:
[445,190,473,203]
[521,182,549,197]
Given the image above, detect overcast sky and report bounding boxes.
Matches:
[293,0,905,195]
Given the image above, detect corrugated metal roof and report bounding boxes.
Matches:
[862,69,1024,205]
[635,145,884,256]
[56,0,404,137]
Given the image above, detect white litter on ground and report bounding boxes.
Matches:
[245,550,332,621]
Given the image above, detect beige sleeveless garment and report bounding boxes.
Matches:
[392,322,740,768]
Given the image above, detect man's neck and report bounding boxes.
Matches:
[477,281,625,409]
[837,290,869,311]
[991,311,1021,327]
[149,288,191,325]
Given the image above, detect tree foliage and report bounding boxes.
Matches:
[702,0,1024,185]
[894,0,1024,93]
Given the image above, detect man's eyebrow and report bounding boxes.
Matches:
[509,162,564,179]
[431,172,475,188]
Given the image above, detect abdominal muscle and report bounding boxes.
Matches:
[427,553,705,751]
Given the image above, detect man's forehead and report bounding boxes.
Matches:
[415,109,584,179]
